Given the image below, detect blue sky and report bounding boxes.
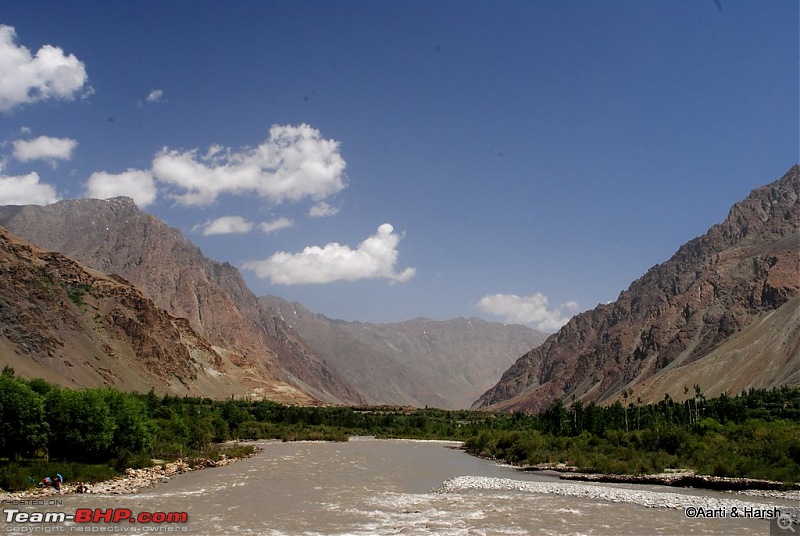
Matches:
[0,1,797,331]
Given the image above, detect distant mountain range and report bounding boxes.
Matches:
[474,166,800,413]
[0,199,543,408]
[262,295,546,408]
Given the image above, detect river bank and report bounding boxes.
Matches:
[519,461,797,491]
[466,451,800,501]
[0,447,262,501]
[558,470,796,491]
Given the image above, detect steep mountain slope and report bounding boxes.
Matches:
[0,198,363,405]
[475,166,800,413]
[263,295,547,409]
[0,226,303,399]
[620,294,800,404]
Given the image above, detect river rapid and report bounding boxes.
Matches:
[4,438,798,535]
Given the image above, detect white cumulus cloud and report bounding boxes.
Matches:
[145,89,165,103]
[477,292,580,332]
[197,216,254,236]
[13,136,77,162]
[85,169,157,208]
[259,217,293,234]
[243,223,416,285]
[152,123,346,206]
[0,25,90,112]
[0,172,59,205]
[309,201,339,217]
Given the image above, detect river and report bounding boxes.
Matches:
[3,438,798,535]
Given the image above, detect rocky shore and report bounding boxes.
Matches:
[0,450,260,501]
[520,463,796,491]
[558,471,791,491]
[435,476,800,522]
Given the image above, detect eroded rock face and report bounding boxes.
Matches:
[0,199,363,404]
[475,166,800,413]
[0,226,216,392]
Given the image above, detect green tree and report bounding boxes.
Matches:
[47,388,116,462]
[188,417,214,451]
[220,400,250,435]
[210,415,230,442]
[103,390,155,455]
[582,402,606,436]
[541,399,568,436]
[569,397,584,435]
[0,376,49,458]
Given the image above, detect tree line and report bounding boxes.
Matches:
[465,386,800,484]
[1,365,799,489]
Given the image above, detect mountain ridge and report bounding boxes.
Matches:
[0,224,310,400]
[0,198,363,405]
[474,166,800,412]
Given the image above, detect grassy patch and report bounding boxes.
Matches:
[67,282,93,307]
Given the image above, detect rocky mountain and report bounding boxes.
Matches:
[0,198,363,405]
[474,166,800,413]
[262,295,547,409]
[0,226,268,398]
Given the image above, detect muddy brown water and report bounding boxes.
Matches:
[3,438,797,535]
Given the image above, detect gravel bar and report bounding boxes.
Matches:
[434,475,800,522]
